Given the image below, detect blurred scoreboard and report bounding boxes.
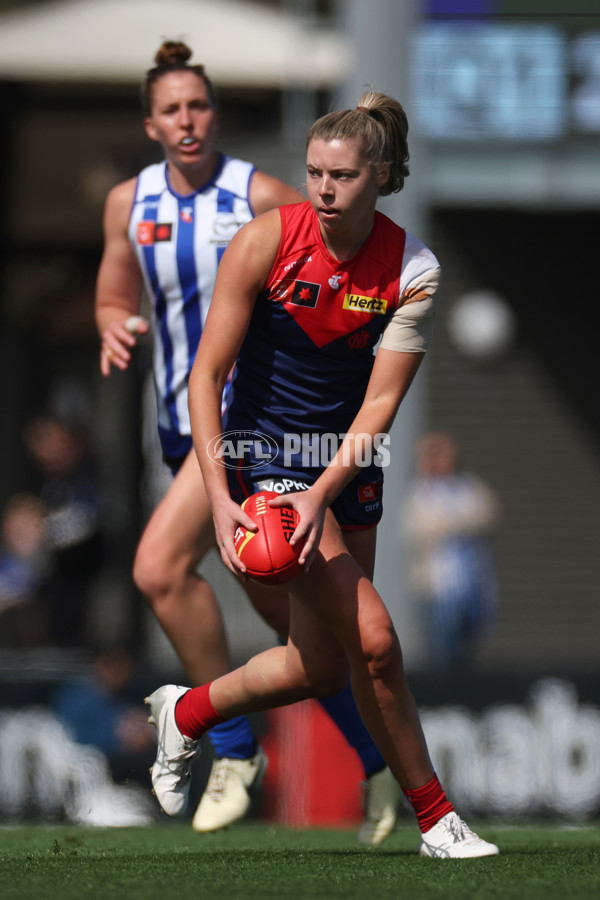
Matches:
[413,24,600,139]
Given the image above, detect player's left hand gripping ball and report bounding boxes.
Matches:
[234,491,301,584]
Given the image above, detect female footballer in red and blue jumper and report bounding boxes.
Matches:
[145,89,500,857]
[96,41,400,841]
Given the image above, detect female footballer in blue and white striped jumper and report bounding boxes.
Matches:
[95,41,399,842]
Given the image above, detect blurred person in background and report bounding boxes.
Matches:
[95,40,400,842]
[0,492,49,647]
[23,413,104,647]
[403,431,500,669]
[51,644,156,787]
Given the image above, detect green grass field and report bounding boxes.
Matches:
[0,822,598,900]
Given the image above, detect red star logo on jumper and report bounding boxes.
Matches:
[290,280,320,309]
[154,223,173,242]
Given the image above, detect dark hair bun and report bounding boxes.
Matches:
[154,40,193,67]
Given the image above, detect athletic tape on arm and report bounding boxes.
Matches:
[380,266,440,353]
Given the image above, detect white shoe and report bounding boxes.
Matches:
[419,812,500,858]
[358,766,400,846]
[192,747,268,833]
[144,685,200,818]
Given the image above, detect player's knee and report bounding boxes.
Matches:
[133,535,182,604]
[133,541,163,602]
[362,624,401,681]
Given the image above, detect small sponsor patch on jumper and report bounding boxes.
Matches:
[290,280,320,308]
[154,223,173,242]
[343,293,388,314]
[137,221,155,244]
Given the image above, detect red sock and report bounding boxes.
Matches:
[404,774,454,834]
[175,683,227,739]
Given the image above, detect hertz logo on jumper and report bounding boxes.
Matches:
[343,294,388,314]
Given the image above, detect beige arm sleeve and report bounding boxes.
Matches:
[380,266,441,353]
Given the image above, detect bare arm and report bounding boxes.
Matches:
[95,179,149,376]
[188,209,282,575]
[249,170,304,215]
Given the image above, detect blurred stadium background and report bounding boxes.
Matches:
[0,0,598,828]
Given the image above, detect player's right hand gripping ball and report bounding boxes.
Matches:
[234,491,302,585]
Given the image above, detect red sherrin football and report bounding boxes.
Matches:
[234,491,302,585]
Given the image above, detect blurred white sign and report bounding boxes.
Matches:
[422,678,600,818]
[413,24,567,139]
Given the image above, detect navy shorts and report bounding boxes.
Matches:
[226,461,384,531]
[161,435,194,477]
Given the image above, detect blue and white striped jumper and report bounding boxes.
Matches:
[128,154,256,464]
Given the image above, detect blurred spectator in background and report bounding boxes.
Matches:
[50,645,156,787]
[0,492,49,647]
[23,413,104,647]
[402,431,501,669]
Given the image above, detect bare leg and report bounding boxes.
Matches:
[241,581,290,641]
[209,512,433,791]
[133,450,233,685]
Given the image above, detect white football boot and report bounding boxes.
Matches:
[192,747,268,833]
[358,766,401,846]
[145,685,200,817]
[419,811,500,858]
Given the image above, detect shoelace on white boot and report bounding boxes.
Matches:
[204,758,230,801]
[420,811,500,858]
[444,814,469,843]
[159,743,198,777]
